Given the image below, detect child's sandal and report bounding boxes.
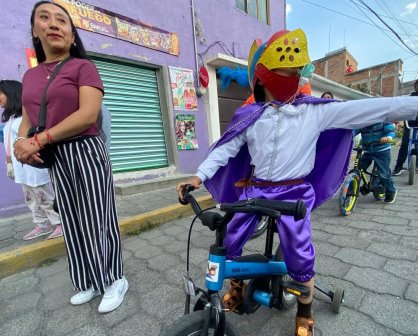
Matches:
[295,316,315,336]
[222,279,246,312]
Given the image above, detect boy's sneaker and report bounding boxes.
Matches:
[22,225,53,240]
[70,287,100,305]
[48,224,63,239]
[392,167,404,176]
[384,191,398,204]
[98,276,128,313]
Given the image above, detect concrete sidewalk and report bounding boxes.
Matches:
[0,185,213,279]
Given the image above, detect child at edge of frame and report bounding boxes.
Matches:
[355,122,397,203]
[177,28,418,336]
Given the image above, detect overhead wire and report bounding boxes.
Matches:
[356,0,418,55]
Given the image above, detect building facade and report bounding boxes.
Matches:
[313,48,403,97]
[0,0,285,214]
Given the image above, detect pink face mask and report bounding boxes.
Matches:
[256,64,300,103]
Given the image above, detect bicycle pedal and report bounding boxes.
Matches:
[283,281,310,297]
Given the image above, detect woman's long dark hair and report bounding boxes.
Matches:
[0,80,23,123]
[30,1,88,63]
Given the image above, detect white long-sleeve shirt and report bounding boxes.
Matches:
[196,97,418,182]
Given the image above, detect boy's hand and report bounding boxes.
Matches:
[176,176,202,200]
[380,136,393,143]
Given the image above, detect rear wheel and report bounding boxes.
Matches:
[271,246,297,309]
[163,310,240,336]
[409,155,416,185]
[339,172,360,216]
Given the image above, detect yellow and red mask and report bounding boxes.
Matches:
[248,29,311,102]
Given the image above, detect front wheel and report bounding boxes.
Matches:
[409,155,416,185]
[163,310,240,336]
[249,216,268,240]
[339,172,360,216]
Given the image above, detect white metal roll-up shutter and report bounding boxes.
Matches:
[92,57,168,172]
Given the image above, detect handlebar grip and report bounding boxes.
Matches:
[178,184,196,205]
[252,199,307,221]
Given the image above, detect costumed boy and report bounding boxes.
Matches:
[177,29,418,336]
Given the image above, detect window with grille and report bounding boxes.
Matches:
[236,0,270,24]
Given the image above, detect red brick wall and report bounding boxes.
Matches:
[313,49,401,97]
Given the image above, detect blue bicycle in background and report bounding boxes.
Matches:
[405,121,418,185]
[162,185,344,336]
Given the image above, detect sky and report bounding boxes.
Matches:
[286,0,418,83]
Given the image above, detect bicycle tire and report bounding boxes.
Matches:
[271,246,297,309]
[339,172,360,216]
[162,310,240,336]
[409,155,416,185]
[249,216,268,240]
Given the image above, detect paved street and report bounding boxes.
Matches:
[1,159,418,335]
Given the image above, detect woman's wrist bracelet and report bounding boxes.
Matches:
[44,129,53,144]
[34,134,45,149]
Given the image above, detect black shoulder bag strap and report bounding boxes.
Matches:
[37,57,73,130]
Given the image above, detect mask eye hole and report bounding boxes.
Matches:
[276,47,283,52]
[289,55,294,62]
[279,55,285,62]
[286,47,291,53]
[294,48,300,53]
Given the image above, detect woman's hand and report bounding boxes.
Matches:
[13,138,44,165]
[176,176,202,200]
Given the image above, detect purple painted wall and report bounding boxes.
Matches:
[0,0,285,212]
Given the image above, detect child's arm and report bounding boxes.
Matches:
[177,132,247,200]
[317,96,418,131]
[380,123,396,143]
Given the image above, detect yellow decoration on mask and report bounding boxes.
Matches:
[258,29,310,70]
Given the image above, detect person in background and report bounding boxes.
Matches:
[321,91,334,99]
[177,28,418,336]
[392,79,418,175]
[1,80,62,240]
[355,122,398,203]
[13,1,127,313]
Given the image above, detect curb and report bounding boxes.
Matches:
[0,194,214,280]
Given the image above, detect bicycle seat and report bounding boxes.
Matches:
[234,254,269,263]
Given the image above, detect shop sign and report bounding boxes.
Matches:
[53,0,179,56]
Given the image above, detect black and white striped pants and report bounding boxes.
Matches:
[50,136,123,294]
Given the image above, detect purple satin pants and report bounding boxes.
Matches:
[223,182,316,283]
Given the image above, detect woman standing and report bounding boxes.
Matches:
[14,1,127,313]
[1,79,62,240]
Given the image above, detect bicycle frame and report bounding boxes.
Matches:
[184,216,295,336]
[174,188,343,336]
[351,147,379,194]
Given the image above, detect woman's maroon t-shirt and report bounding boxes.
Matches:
[22,58,104,136]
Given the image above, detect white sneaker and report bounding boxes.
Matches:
[98,276,128,313]
[70,287,100,305]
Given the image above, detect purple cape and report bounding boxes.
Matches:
[203,94,353,209]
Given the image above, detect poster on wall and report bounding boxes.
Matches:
[176,114,198,150]
[169,67,198,111]
[53,0,179,55]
